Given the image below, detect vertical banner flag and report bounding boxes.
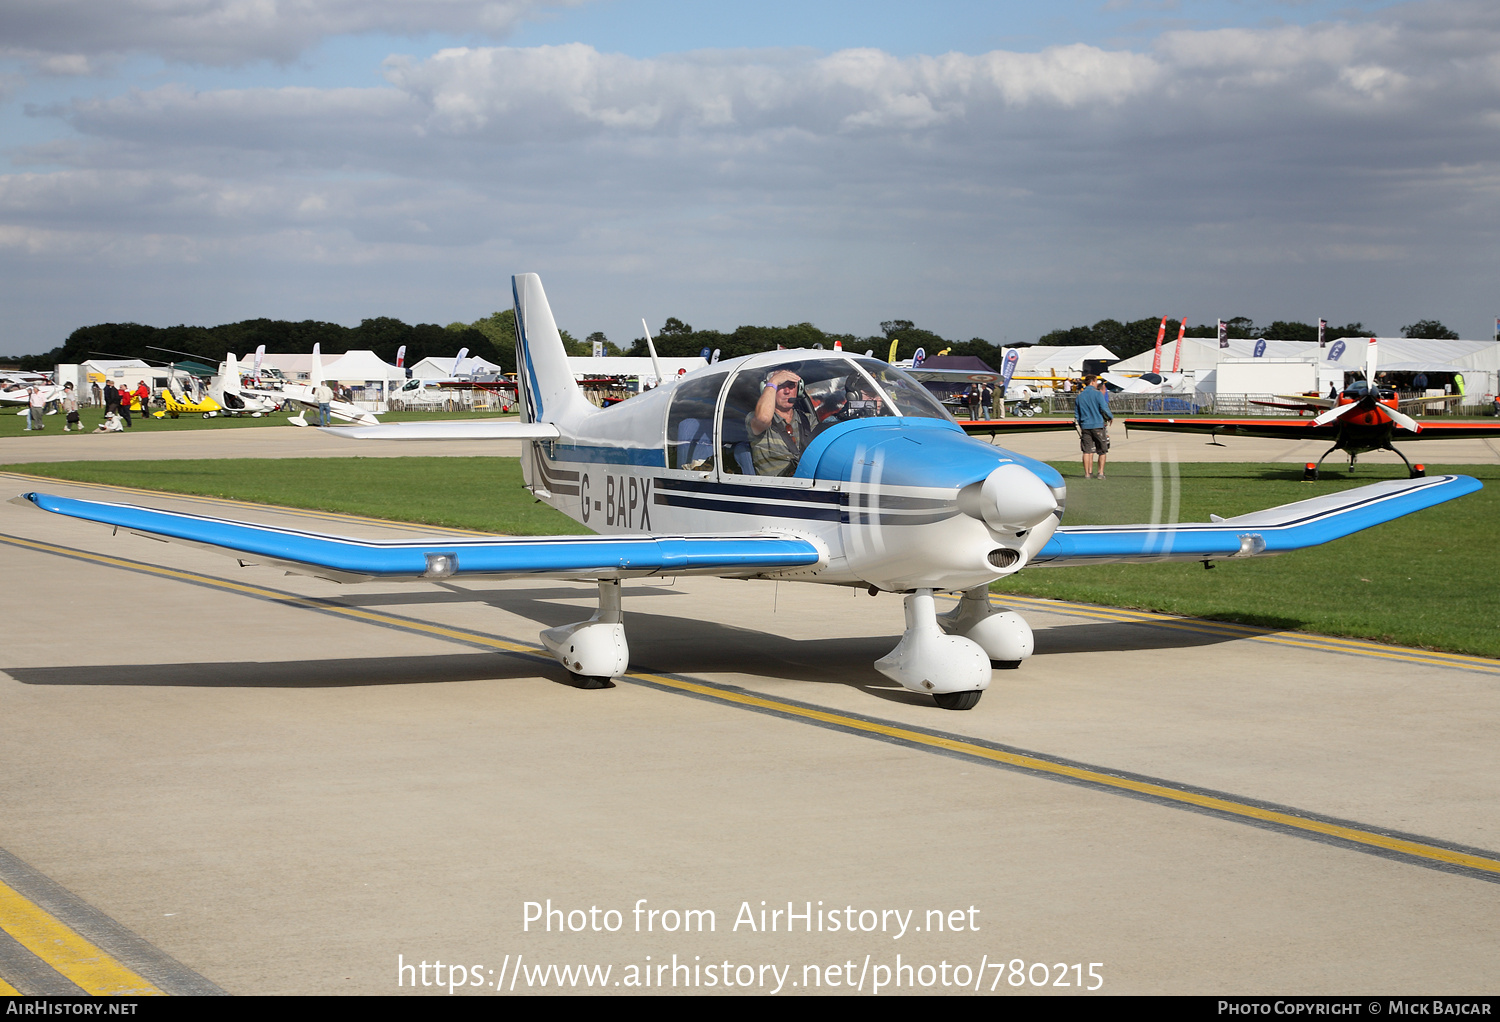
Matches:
[1318,319,1327,348]
[452,347,468,377]
[887,338,899,363]
[1172,316,1185,373]
[700,347,711,361]
[913,347,926,368]
[592,340,604,358]
[1152,316,1167,374]
[1253,339,1267,358]
[1217,319,1228,349]
[1001,349,1019,394]
[1328,340,1346,362]
[253,344,265,383]
[711,349,721,364]
[395,345,406,369]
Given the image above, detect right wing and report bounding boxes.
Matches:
[1030,474,1480,566]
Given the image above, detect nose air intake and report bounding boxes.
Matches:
[969,463,1060,533]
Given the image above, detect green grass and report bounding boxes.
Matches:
[2,456,1494,658]
[0,405,517,438]
[1,457,579,537]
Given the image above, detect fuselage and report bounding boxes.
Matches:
[521,350,1066,593]
[1333,383,1403,451]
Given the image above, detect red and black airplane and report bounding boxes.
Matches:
[1125,339,1500,478]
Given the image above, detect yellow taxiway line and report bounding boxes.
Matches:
[0,881,163,996]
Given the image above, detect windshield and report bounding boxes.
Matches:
[853,359,955,421]
[718,356,952,477]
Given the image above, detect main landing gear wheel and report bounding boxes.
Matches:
[933,690,982,710]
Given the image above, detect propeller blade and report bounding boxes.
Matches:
[1312,402,1360,427]
[1380,402,1421,432]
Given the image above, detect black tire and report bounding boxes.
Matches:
[933,690,982,710]
[569,672,614,690]
[994,660,1022,670]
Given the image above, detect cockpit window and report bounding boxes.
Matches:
[666,370,728,471]
[853,359,955,421]
[720,357,941,477]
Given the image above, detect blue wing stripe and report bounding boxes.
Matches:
[1032,474,1481,564]
[20,493,823,577]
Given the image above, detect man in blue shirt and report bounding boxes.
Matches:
[1074,378,1114,479]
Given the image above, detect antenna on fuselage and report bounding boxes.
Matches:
[641,319,664,388]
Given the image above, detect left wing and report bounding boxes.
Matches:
[12,492,826,583]
[1125,416,1500,441]
[1030,474,1480,566]
[961,418,1079,437]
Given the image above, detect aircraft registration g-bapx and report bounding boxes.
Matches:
[13,276,1484,710]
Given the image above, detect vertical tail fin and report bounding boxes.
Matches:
[511,274,594,426]
[222,353,242,396]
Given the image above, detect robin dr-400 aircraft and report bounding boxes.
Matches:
[13,276,1483,710]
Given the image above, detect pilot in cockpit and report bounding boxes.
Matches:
[747,368,817,476]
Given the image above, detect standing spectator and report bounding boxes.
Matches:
[91,381,102,407]
[966,385,981,420]
[61,383,80,431]
[1074,378,1114,479]
[26,385,46,430]
[103,381,119,417]
[314,381,334,427]
[135,381,152,422]
[118,384,133,427]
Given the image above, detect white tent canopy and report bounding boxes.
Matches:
[411,355,505,379]
[1013,345,1116,375]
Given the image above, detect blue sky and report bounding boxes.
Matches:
[1,0,1493,355]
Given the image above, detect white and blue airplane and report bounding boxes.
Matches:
[13,275,1482,710]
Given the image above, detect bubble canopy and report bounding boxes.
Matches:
[665,352,955,477]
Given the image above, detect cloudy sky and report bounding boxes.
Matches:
[1,0,1497,355]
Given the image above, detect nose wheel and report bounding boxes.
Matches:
[933,690,982,711]
[875,589,993,710]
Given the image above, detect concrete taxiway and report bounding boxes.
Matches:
[1,430,1498,996]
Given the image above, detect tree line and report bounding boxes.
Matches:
[13,309,1462,374]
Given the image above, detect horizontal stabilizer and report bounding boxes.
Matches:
[14,492,825,582]
[329,421,562,441]
[1030,474,1480,565]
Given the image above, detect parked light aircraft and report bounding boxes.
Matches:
[280,344,380,427]
[156,373,223,418]
[13,277,1482,710]
[1126,338,1500,478]
[210,354,278,416]
[1,380,62,416]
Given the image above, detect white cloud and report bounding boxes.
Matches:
[3,1,1500,350]
[0,0,581,65]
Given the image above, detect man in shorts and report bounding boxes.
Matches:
[1074,377,1113,479]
